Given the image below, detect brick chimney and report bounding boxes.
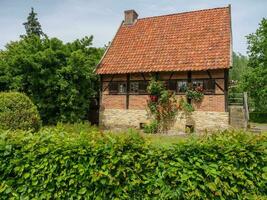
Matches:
[124,10,138,25]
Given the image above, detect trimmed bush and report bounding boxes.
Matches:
[250,112,267,123]
[0,126,266,199]
[0,92,41,131]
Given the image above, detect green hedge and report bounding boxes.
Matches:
[0,92,41,131]
[250,112,267,123]
[0,125,266,199]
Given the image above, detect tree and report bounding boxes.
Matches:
[242,18,267,112]
[0,35,104,124]
[23,7,44,37]
[229,52,248,82]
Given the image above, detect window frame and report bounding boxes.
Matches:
[108,81,127,94]
[129,80,149,95]
[191,78,216,94]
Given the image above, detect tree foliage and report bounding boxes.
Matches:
[242,18,267,111]
[23,8,44,37]
[229,52,248,81]
[0,35,104,124]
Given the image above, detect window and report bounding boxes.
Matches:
[168,80,177,91]
[167,80,187,93]
[192,79,215,94]
[109,82,118,94]
[177,81,187,93]
[130,82,139,93]
[118,82,127,94]
[203,79,215,94]
[138,81,148,94]
[108,82,126,94]
[192,80,203,89]
[130,81,148,94]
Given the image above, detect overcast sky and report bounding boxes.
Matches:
[0,0,266,55]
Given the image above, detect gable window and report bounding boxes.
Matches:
[109,82,126,94]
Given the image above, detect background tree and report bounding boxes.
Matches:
[229,52,248,82]
[23,7,44,37]
[241,18,267,112]
[0,35,104,124]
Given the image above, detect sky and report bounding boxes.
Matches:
[0,0,266,55]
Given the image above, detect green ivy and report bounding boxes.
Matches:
[185,89,204,102]
[0,125,266,199]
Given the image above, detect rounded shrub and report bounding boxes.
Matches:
[0,92,41,131]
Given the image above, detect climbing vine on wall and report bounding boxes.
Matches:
[146,78,178,133]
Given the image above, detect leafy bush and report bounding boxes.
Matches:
[143,120,158,134]
[0,125,266,199]
[0,92,41,131]
[250,112,267,123]
[186,89,204,102]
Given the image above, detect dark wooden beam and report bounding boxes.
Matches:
[103,74,115,92]
[126,74,130,109]
[224,69,229,112]
[187,71,192,104]
[155,72,159,81]
[206,70,224,92]
[141,73,146,81]
[168,72,174,81]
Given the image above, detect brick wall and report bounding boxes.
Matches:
[101,70,226,112]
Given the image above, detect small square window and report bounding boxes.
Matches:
[168,80,177,91]
[203,79,215,94]
[139,81,148,94]
[109,82,118,94]
[177,81,187,93]
[118,83,126,94]
[130,82,139,93]
[192,80,203,89]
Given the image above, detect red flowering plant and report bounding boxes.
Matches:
[146,78,178,133]
[185,85,204,102]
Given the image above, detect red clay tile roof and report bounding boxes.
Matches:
[96,6,232,74]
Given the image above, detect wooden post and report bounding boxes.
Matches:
[224,69,229,112]
[187,71,192,104]
[243,92,249,121]
[126,74,130,109]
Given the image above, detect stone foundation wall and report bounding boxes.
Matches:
[100,109,229,132]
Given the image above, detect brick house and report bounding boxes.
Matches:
[96,6,232,132]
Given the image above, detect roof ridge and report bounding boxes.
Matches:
[138,6,230,21]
